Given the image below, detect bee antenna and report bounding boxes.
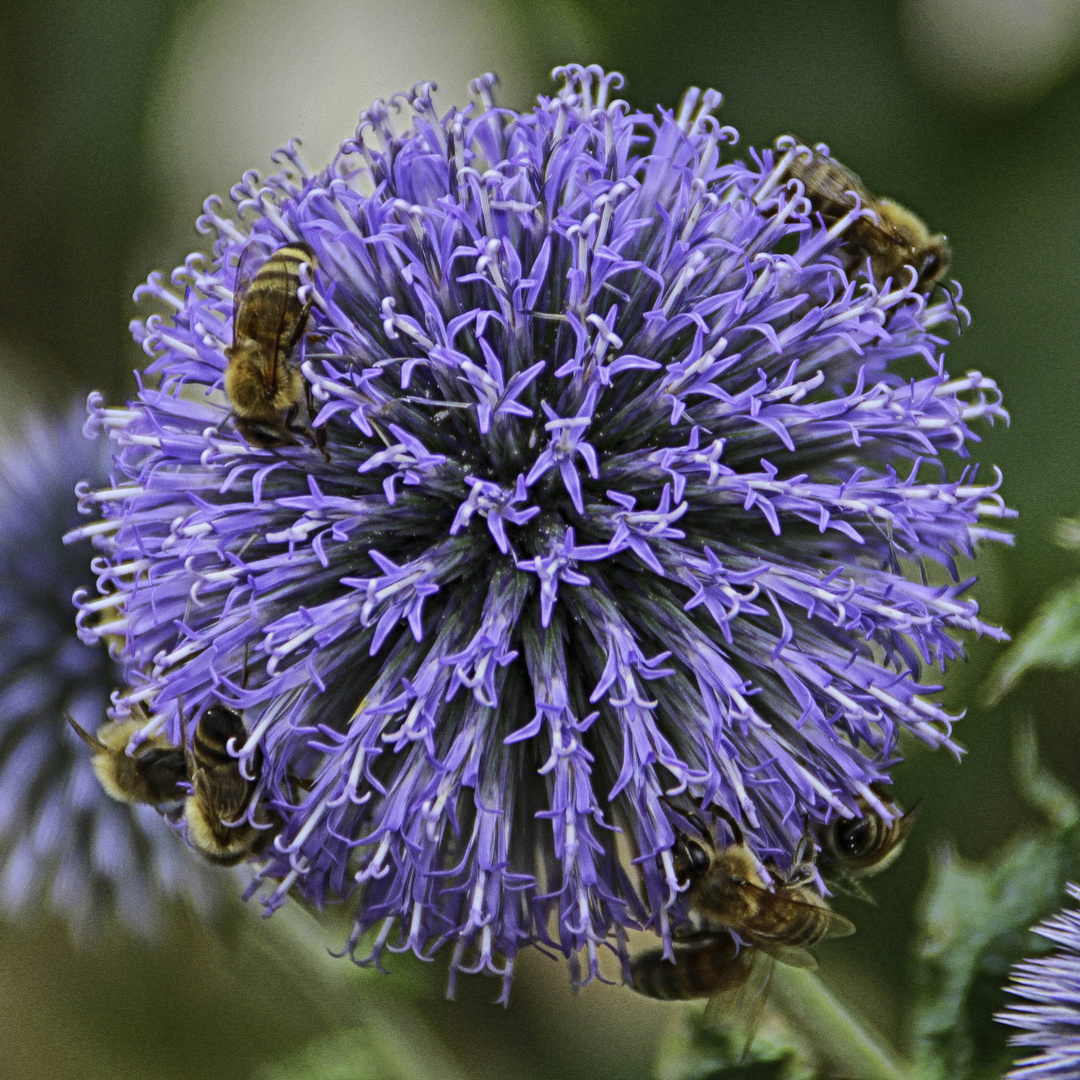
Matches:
[178,697,196,777]
[793,817,817,866]
[65,713,105,752]
[660,794,711,839]
[711,804,745,846]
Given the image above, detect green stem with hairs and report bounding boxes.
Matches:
[240,900,472,1080]
[769,964,914,1080]
[240,897,915,1080]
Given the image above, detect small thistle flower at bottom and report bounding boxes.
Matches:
[0,405,221,938]
[71,66,1011,993]
[998,882,1080,1079]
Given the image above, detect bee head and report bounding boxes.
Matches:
[199,704,246,745]
[916,237,950,292]
[673,835,712,886]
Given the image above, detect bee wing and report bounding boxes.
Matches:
[703,948,775,1061]
[755,942,817,969]
[210,769,258,822]
[822,907,856,938]
[786,143,873,219]
[816,159,872,211]
[231,242,268,340]
[739,880,855,945]
[820,871,878,905]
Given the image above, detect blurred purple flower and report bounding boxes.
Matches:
[998,883,1080,1079]
[71,66,1010,991]
[0,406,219,938]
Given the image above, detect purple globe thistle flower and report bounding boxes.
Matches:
[70,66,1010,991]
[998,883,1080,1079]
[0,405,220,939]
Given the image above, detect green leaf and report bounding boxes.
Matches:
[911,833,1065,1080]
[1012,721,1080,831]
[911,725,1080,1079]
[987,577,1080,701]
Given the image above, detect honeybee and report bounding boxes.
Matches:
[67,714,187,809]
[225,240,324,453]
[819,792,919,879]
[767,137,950,294]
[672,809,855,957]
[181,702,276,865]
[631,808,854,1051]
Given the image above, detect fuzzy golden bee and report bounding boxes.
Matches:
[181,702,276,865]
[670,809,855,958]
[819,792,919,879]
[760,137,950,295]
[632,808,854,1052]
[225,240,323,453]
[67,714,187,809]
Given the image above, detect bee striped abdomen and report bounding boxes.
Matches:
[183,704,275,866]
[191,706,254,817]
[232,243,314,343]
[820,794,918,878]
[192,707,242,765]
[631,935,749,1000]
[225,240,319,451]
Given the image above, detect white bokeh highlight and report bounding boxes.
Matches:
[144,0,537,228]
[902,0,1080,104]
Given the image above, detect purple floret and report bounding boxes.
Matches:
[70,66,1010,992]
[0,406,220,938]
[999,883,1080,1079]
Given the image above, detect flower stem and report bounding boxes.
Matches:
[242,900,473,1080]
[769,965,913,1080]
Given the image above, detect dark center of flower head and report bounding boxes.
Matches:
[76,66,1011,992]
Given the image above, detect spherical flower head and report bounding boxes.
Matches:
[0,405,220,938]
[998,883,1080,1079]
[74,66,1010,991]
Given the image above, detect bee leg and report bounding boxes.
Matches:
[303,383,331,462]
[215,410,238,442]
[281,403,310,448]
[792,817,817,867]
[178,697,197,782]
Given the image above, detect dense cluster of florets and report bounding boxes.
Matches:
[71,66,1010,990]
[0,408,219,937]
[998,883,1080,1079]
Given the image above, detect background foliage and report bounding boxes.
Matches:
[2,1,1079,1077]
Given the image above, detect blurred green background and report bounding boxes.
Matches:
[2,0,1079,1076]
